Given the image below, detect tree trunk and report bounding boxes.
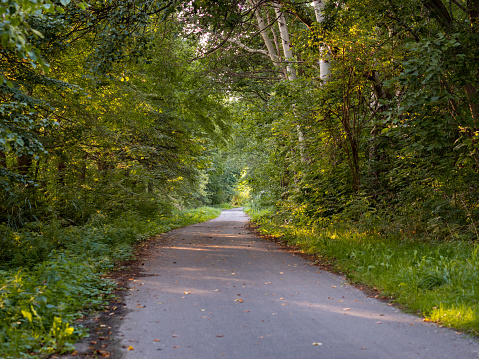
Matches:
[465,83,479,126]
[312,0,331,81]
[18,154,32,176]
[248,0,282,67]
[469,0,479,27]
[58,158,67,186]
[0,151,6,170]
[274,3,297,80]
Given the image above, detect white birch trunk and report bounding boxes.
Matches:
[266,10,288,79]
[247,0,281,67]
[312,0,330,81]
[273,3,297,80]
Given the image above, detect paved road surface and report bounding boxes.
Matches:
[117,208,479,358]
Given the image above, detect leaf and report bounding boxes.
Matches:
[127,346,134,351]
[21,310,33,323]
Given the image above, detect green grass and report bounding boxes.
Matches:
[247,207,479,335]
[0,206,222,358]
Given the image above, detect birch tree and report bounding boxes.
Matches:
[312,0,330,80]
[273,2,297,80]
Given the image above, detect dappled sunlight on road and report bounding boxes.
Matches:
[287,299,414,323]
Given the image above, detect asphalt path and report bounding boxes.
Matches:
[117,208,479,358]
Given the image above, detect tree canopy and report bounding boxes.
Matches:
[2,0,479,235]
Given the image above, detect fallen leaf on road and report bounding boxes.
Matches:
[184,291,191,295]
[343,308,351,311]
[216,335,224,337]
[95,350,109,357]
[331,286,336,288]
[361,347,367,350]
[127,346,134,351]
[235,299,244,303]
[423,318,431,322]
[173,346,181,349]
[312,343,322,346]
[154,339,161,342]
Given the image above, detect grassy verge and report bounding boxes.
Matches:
[247,207,479,336]
[0,206,222,358]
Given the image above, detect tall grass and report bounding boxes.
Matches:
[0,206,222,358]
[248,207,479,335]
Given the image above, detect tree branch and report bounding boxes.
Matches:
[226,38,270,57]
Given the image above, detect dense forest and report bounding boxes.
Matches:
[1,0,479,356]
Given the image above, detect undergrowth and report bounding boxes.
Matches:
[0,206,222,358]
[247,207,479,336]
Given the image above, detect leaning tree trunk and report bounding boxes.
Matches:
[273,3,296,80]
[247,0,283,69]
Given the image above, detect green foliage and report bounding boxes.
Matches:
[229,0,479,247]
[0,0,72,83]
[1,11,232,225]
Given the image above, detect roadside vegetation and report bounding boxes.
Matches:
[0,207,221,358]
[247,207,479,336]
